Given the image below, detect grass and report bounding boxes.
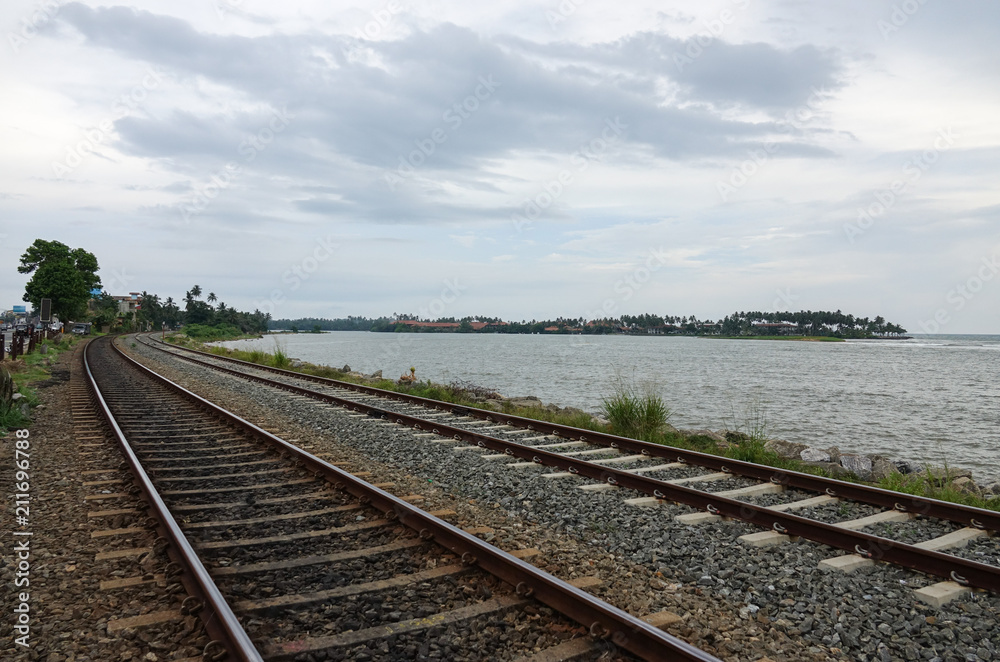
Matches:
[1,334,81,433]
[176,323,261,343]
[601,375,671,442]
[878,469,1000,511]
[708,335,845,342]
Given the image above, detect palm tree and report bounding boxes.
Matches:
[190,285,202,299]
[208,292,217,305]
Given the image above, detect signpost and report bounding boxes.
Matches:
[40,298,52,323]
[12,305,26,314]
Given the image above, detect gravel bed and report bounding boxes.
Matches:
[264,571,493,638]
[948,536,1000,568]
[188,511,369,542]
[218,545,445,600]
[177,494,351,523]
[281,606,609,662]
[795,502,884,524]
[0,343,210,661]
[205,525,412,565]
[126,336,1000,661]
[165,481,322,505]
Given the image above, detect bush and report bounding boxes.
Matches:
[601,376,670,442]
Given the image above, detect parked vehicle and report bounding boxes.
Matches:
[71,323,92,335]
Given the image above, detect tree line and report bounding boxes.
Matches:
[16,239,269,334]
[271,310,907,338]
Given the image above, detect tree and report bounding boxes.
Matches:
[207,292,217,305]
[18,239,101,321]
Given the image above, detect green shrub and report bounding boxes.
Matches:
[601,377,670,442]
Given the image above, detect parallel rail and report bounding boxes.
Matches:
[90,335,719,661]
[141,334,1000,594]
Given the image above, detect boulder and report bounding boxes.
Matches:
[800,447,831,463]
[766,439,807,459]
[824,446,842,463]
[894,459,923,475]
[951,476,980,495]
[371,370,382,379]
[870,455,900,481]
[725,430,751,444]
[839,454,873,480]
[983,482,1000,497]
[342,364,351,373]
[508,396,543,409]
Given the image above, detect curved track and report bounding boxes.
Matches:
[85,335,718,661]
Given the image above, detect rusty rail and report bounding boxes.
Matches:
[83,338,263,661]
[107,336,720,661]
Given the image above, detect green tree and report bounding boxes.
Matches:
[18,239,101,321]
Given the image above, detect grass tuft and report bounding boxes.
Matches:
[601,375,670,442]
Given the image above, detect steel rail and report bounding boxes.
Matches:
[114,337,719,661]
[148,335,1000,533]
[140,335,1000,594]
[84,338,264,662]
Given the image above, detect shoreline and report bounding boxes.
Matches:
[198,334,1000,505]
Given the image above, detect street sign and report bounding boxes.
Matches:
[40,298,52,323]
[12,306,26,313]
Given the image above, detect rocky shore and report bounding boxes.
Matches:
[272,359,1000,500]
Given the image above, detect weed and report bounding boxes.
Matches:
[601,374,671,442]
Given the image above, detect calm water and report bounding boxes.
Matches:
[216,332,1000,485]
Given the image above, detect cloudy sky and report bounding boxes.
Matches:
[2,1,999,332]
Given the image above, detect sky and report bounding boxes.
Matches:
[1,1,999,333]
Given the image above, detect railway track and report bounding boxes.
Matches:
[134,334,1000,606]
[84,335,719,661]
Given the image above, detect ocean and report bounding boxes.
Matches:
[215,332,1000,486]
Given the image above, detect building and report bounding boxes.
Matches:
[751,322,799,335]
[113,292,143,318]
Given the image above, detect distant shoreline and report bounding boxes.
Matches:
[705,335,846,342]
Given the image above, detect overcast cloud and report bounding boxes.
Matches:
[2,0,999,332]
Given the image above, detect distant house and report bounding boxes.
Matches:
[112,292,142,318]
[394,320,507,332]
[752,322,799,335]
